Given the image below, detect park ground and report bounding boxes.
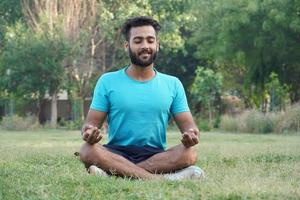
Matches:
[0,130,299,200]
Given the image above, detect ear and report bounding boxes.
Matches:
[124,41,129,51]
[156,40,160,52]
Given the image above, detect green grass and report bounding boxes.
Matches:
[0,130,299,200]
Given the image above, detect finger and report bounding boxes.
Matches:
[191,135,199,145]
[188,131,199,145]
[87,128,99,144]
[82,132,89,141]
[186,130,199,143]
[95,134,103,143]
[181,133,188,146]
[182,138,192,147]
[182,133,193,147]
[91,128,100,144]
[83,127,94,141]
[181,137,188,147]
[187,134,196,146]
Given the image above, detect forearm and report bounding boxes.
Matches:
[178,120,198,133]
[174,112,199,133]
[81,109,107,133]
[174,112,200,147]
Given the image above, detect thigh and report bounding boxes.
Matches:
[137,144,197,173]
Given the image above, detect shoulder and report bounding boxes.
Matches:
[157,71,182,87]
[94,69,123,91]
[99,69,123,82]
[98,69,123,84]
[157,71,180,83]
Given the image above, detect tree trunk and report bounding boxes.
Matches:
[37,98,43,124]
[80,97,85,121]
[208,101,212,126]
[50,91,58,128]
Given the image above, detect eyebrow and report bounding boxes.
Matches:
[133,36,156,40]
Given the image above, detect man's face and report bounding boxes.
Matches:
[125,26,159,67]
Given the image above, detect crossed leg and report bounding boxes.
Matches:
[79,143,197,180]
[137,144,197,174]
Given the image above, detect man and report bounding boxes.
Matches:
[80,16,204,180]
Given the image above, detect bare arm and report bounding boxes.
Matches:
[173,112,200,147]
[81,109,107,144]
[84,109,107,128]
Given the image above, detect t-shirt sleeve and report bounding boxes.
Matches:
[170,78,190,115]
[90,76,109,112]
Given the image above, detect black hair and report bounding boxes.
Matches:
[121,16,161,41]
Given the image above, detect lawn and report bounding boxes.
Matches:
[0,129,299,200]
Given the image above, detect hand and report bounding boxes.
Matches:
[81,124,103,145]
[181,128,199,147]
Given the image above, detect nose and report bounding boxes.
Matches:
[140,40,150,49]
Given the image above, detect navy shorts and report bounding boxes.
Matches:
[103,144,165,164]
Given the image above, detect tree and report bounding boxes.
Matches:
[190,67,223,126]
[0,23,69,125]
[265,72,290,111]
[21,0,97,121]
[190,0,300,106]
[0,0,23,43]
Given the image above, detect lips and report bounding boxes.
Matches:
[140,53,150,56]
[138,50,152,56]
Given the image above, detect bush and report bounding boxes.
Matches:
[43,118,83,130]
[220,103,300,134]
[1,114,40,131]
[220,115,239,132]
[276,103,300,133]
[239,110,275,133]
[65,119,83,130]
[195,117,213,132]
[220,110,277,133]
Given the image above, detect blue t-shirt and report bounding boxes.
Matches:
[90,67,190,149]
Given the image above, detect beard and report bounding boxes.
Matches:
[128,46,157,68]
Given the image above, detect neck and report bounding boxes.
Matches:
[126,64,155,81]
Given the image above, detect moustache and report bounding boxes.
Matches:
[138,49,152,55]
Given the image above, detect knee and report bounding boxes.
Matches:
[79,143,97,167]
[181,147,198,166]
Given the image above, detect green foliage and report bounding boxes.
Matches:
[265,72,290,111]
[94,0,195,71]
[0,114,39,131]
[191,67,223,125]
[0,0,23,41]
[65,119,83,130]
[191,67,223,105]
[195,117,212,132]
[190,0,300,103]
[0,22,70,99]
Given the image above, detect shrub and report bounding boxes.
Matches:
[65,119,83,130]
[276,103,300,133]
[1,114,40,131]
[220,110,276,133]
[239,110,259,133]
[220,115,238,132]
[220,103,300,134]
[240,110,275,133]
[195,117,213,131]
